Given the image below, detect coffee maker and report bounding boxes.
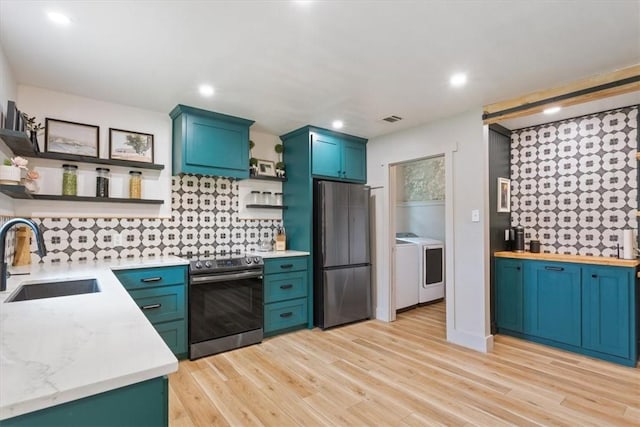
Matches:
[505,226,525,252]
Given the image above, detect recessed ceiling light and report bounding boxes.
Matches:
[47,11,71,26]
[449,73,467,87]
[543,106,561,115]
[332,120,344,129]
[293,0,313,5]
[198,84,215,97]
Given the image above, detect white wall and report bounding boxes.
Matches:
[367,108,492,352]
[16,85,173,218]
[396,201,446,241]
[0,42,17,216]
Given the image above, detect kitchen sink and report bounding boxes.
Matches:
[5,278,100,302]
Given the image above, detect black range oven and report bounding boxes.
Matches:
[188,255,264,360]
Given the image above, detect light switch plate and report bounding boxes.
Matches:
[471,209,480,222]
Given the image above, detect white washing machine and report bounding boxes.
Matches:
[396,233,445,303]
[394,239,420,310]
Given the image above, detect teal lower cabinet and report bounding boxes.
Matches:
[524,261,581,346]
[263,256,309,337]
[2,377,168,427]
[582,266,633,359]
[495,259,523,333]
[114,265,188,358]
[495,255,638,367]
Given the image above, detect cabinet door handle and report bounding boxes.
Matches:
[280,284,293,289]
[280,264,293,269]
[280,312,293,318]
[141,277,162,283]
[591,274,598,278]
[516,267,521,271]
[141,303,162,310]
[544,266,564,271]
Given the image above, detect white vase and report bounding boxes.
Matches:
[0,165,22,185]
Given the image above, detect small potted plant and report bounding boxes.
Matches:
[274,144,285,178]
[0,156,28,185]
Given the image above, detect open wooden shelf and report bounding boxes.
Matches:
[0,128,164,170]
[0,184,163,204]
[246,204,287,210]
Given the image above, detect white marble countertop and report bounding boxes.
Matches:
[0,256,188,420]
[244,250,310,258]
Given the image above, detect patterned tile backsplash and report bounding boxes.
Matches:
[24,175,281,264]
[510,105,638,257]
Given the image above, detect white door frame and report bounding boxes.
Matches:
[384,144,457,332]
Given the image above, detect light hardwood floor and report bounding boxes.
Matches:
[169,302,640,426]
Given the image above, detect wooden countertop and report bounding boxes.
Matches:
[494,251,640,268]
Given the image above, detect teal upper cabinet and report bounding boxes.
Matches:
[170,104,254,179]
[308,127,367,182]
[495,258,523,333]
[581,265,632,359]
[524,261,581,346]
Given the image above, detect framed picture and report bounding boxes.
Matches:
[109,128,154,163]
[257,159,276,177]
[45,118,99,157]
[497,177,511,213]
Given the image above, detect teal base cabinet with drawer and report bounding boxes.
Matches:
[114,265,188,358]
[263,256,310,337]
[495,255,638,367]
[1,377,168,427]
[170,104,254,179]
[524,261,581,346]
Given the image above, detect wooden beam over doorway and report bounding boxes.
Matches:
[482,64,640,124]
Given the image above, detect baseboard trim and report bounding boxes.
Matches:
[447,328,494,353]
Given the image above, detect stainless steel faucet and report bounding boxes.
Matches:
[0,218,47,291]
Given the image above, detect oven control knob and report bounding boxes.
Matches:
[245,257,252,264]
[194,262,202,269]
[253,257,261,264]
[204,261,212,268]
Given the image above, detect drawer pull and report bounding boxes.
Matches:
[516,267,521,271]
[280,312,293,318]
[140,277,162,283]
[592,274,598,278]
[280,284,293,290]
[280,264,294,269]
[544,266,564,272]
[141,303,162,310]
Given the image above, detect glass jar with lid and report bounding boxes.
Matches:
[274,192,283,206]
[129,171,142,199]
[262,191,273,205]
[244,190,260,205]
[96,168,110,198]
[62,164,78,196]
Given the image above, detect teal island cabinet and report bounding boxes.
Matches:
[495,252,639,367]
[170,104,254,179]
[114,265,188,359]
[2,377,167,427]
[279,126,368,326]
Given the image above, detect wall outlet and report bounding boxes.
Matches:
[471,209,480,222]
[112,233,123,247]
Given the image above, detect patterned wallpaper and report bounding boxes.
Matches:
[510,105,638,257]
[24,175,280,264]
[401,156,445,202]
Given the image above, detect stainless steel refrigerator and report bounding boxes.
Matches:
[314,180,371,329]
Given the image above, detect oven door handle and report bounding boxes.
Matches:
[190,271,263,284]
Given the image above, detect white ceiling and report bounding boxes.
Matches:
[1,1,639,138]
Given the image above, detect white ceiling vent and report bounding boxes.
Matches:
[382,115,403,123]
